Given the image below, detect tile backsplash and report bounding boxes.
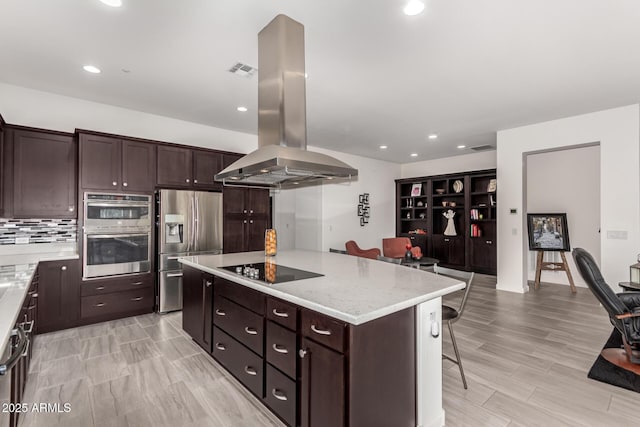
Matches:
[0,219,77,245]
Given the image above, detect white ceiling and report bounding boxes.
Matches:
[1,0,640,163]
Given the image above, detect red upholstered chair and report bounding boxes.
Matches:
[345,240,381,260]
[382,237,422,259]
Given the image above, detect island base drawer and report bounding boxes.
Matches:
[212,326,263,397]
[264,364,296,427]
[266,321,297,379]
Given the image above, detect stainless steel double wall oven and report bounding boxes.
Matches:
[83,193,152,280]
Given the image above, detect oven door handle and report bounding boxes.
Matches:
[86,202,150,208]
[0,325,28,376]
[85,233,149,238]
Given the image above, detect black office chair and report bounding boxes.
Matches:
[434,265,475,389]
[572,248,640,372]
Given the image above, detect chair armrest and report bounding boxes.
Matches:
[615,311,640,320]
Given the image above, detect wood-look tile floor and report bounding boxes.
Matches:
[19,276,638,427]
[441,275,639,427]
[19,313,285,427]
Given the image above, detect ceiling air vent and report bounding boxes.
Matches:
[228,62,258,78]
[470,145,495,152]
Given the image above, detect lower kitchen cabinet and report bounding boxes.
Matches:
[299,337,344,427]
[37,259,80,334]
[182,267,213,352]
[79,273,154,324]
[181,268,417,427]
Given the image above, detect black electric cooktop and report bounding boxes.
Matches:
[221,262,323,284]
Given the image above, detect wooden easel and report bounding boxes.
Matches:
[534,250,576,293]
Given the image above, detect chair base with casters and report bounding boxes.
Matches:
[434,265,475,389]
[329,248,348,254]
[572,247,640,375]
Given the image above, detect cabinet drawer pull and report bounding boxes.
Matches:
[444,238,450,242]
[272,389,288,401]
[28,291,38,297]
[96,286,105,291]
[186,179,190,183]
[486,240,492,244]
[215,309,226,316]
[244,366,257,376]
[61,266,67,271]
[215,343,226,351]
[310,324,332,336]
[95,303,106,307]
[112,181,118,186]
[166,273,183,278]
[27,304,36,311]
[272,344,289,354]
[244,326,258,335]
[123,182,128,187]
[131,297,144,301]
[272,308,289,318]
[131,281,144,285]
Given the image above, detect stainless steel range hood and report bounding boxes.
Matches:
[215,14,358,188]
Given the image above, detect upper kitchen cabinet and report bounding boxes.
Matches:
[79,132,155,193]
[157,145,192,188]
[192,149,222,188]
[10,127,77,218]
[157,146,229,190]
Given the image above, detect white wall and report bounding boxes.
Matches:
[0,83,257,153]
[401,151,496,178]
[497,104,640,293]
[525,145,601,288]
[273,147,400,252]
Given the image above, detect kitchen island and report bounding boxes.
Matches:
[179,250,465,427]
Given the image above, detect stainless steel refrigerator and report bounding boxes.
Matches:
[157,189,223,313]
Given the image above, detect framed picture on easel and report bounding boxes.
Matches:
[526,213,571,252]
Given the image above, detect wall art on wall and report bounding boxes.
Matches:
[357,193,370,226]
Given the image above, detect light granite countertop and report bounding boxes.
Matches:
[0,249,79,356]
[179,250,465,325]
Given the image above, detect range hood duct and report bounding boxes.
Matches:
[215,14,358,188]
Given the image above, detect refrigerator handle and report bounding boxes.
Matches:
[190,196,196,252]
[194,193,200,252]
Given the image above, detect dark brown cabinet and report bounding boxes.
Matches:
[193,150,222,188]
[431,235,465,268]
[9,128,77,218]
[37,259,80,333]
[79,273,154,323]
[157,146,228,190]
[300,337,344,427]
[223,187,270,253]
[182,266,213,353]
[396,169,496,274]
[79,133,155,192]
[157,145,192,188]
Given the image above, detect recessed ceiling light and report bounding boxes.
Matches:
[428,134,438,140]
[410,153,418,157]
[403,1,425,16]
[99,0,122,7]
[83,65,101,74]
[379,145,388,150]
[457,145,466,149]
[237,106,248,112]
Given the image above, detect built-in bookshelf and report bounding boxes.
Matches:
[395,169,496,274]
